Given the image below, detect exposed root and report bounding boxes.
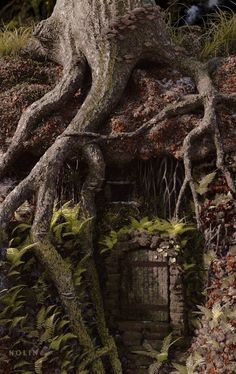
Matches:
[0,62,128,373]
[0,56,85,178]
[31,164,106,373]
[63,94,203,140]
[31,240,106,373]
[171,60,235,226]
[80,143,123,373]
[214,123,235,193]
[78,346,112,372]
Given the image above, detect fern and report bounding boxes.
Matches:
[51,202,92,244]
[13,360,32,370]
[133,333,181,373]
[0,285,26,308]
[99,230,118,253]
[73,260,87,287]
[34,351,53,374]
[40,312,60,342]
[195,172,216,195]
[195,303,225,330]
[1,201,100,373]
[173,353,205,374]
[130,216,154,230]
[6,243,38,270]
[50,333,78,350]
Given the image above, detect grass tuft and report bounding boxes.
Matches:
[201,11,236,58]
[165,9,236,59]
[0,26,32,57]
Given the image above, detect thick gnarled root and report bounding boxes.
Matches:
[80,144,123,374]
[0,58,85,179]
[0,67,128,372]
[169,60,236,226]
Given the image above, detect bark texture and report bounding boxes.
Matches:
[0,0,235,372]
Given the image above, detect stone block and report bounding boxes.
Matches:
[126,353,151,367]
[143,331,168,340]
[118,321,144,331]
[117,321,171,334]
[170,295,184,302]
[122,331,142,346]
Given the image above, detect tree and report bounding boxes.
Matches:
[0,0,235,373]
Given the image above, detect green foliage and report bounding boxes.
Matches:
[133,333,180,373]
[196,303,224,329]
[0,26,32,57]
[130,217,196,237]
[51,202,91,247]
[99,227,130,253]
[72,255,89,287]
[100,216,196,253]
[0,215,91,373]
[195,172,216,195]
[99,230,119,253]
[165,9,236,59]
[173,352,205,374]
[201,11,236,58]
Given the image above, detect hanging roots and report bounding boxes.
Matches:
[138,156,186,219]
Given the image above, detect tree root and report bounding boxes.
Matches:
[31,164,106,373]
[62,94,202,140]
[170,59,235,226]
[78,345,112,372]
[0,55,85,178]
[0,67,129,372]
[80,144,123,373]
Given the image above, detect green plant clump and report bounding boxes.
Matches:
[201,11,236,58]
[99,216,196,253]
[0,26,32,57]
[165,10,236,59]
[133,333,181,373]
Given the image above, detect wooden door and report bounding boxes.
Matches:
[120,249,169,322]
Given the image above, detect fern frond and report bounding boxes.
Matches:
[195,172,216,195]
[49,332,77,351]
[132,350,158,359]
